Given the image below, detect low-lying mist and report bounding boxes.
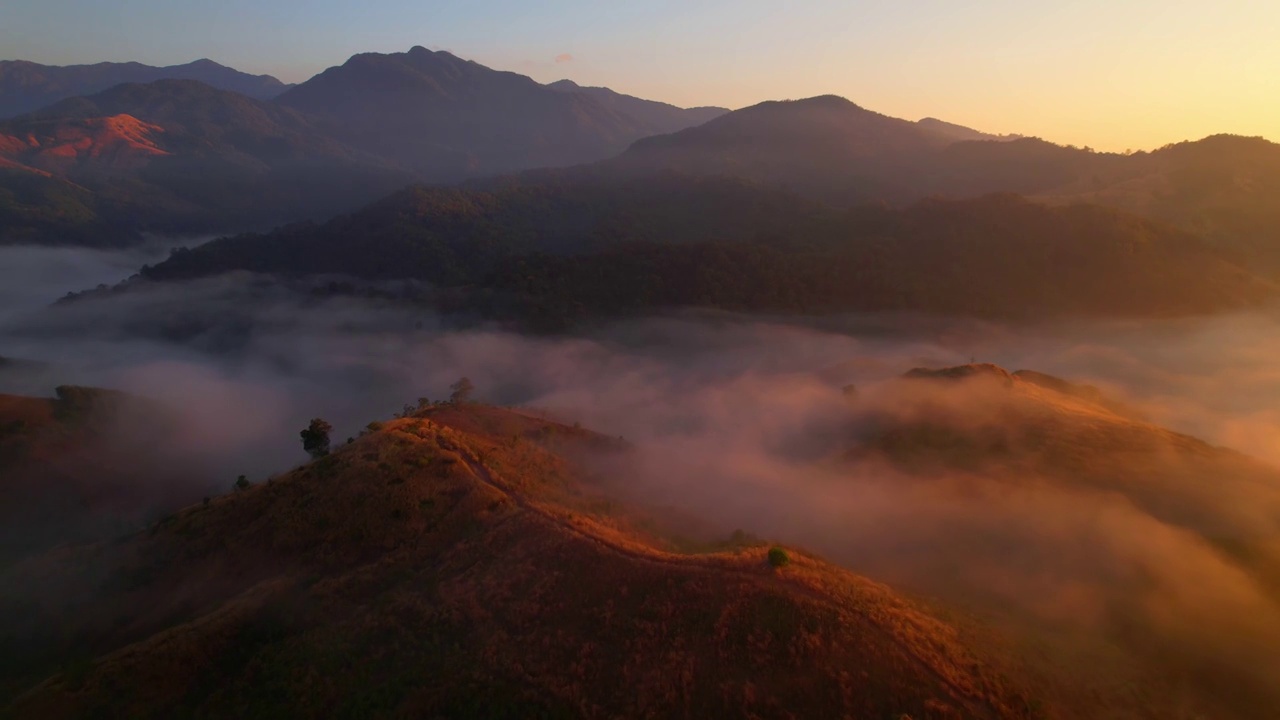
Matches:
[4,245,1280,715]
[0,243,173,325]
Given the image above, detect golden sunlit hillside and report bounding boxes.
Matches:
[2,403,1042,719]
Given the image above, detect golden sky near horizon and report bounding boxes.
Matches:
[4,0,1276,151]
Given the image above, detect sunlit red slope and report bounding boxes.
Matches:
[0,114,168,174]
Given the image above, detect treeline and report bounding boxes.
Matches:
[140,175,1276,328]
[484,198,1271,326]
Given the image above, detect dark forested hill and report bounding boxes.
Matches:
[0,58,291,118]
[1042,134,1280,272]
[139,176,1276,326]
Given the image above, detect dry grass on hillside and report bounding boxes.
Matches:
[4,403,1041,720]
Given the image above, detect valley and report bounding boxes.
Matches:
[2,25,1279,718]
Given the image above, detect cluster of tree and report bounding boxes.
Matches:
[300,418,333,458]
[141,173,819,283]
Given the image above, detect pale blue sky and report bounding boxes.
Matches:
[2,0,1276,150]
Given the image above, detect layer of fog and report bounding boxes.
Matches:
[4,247,1280,715]
[0,244,173,325]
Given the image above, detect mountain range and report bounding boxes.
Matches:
[546,78,728,134]
[0,48,733,244]
[0,58,292,118]
[2,46,1279,314]
[274,46,721,180]
[0,79,414,242]
[611,96,1280,273]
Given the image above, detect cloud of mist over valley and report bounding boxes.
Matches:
[0,244,174,325]
[3,246,1280,715]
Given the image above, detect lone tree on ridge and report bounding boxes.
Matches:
[301,418,333,458]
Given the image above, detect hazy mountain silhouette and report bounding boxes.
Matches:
[275,47,663,180]
[0,58,292,118]
[609,95,1098,203]
[3,54,1278,277]
[546,79,727,134]
[916,116,1021,143]
[610,96,1280,274]
[611,95,970,202]
[0,79,412,243]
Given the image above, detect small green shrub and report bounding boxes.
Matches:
[767,546,791,568]
[234,475,251,491]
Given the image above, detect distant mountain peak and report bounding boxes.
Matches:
[782,94,862,109]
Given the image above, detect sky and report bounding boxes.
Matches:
[2,0,1276,151]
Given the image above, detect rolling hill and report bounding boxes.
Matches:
[1041,134,1280,272]
[0,58,291,118]
[136,176,1278,327]
[0,402,1041,719]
